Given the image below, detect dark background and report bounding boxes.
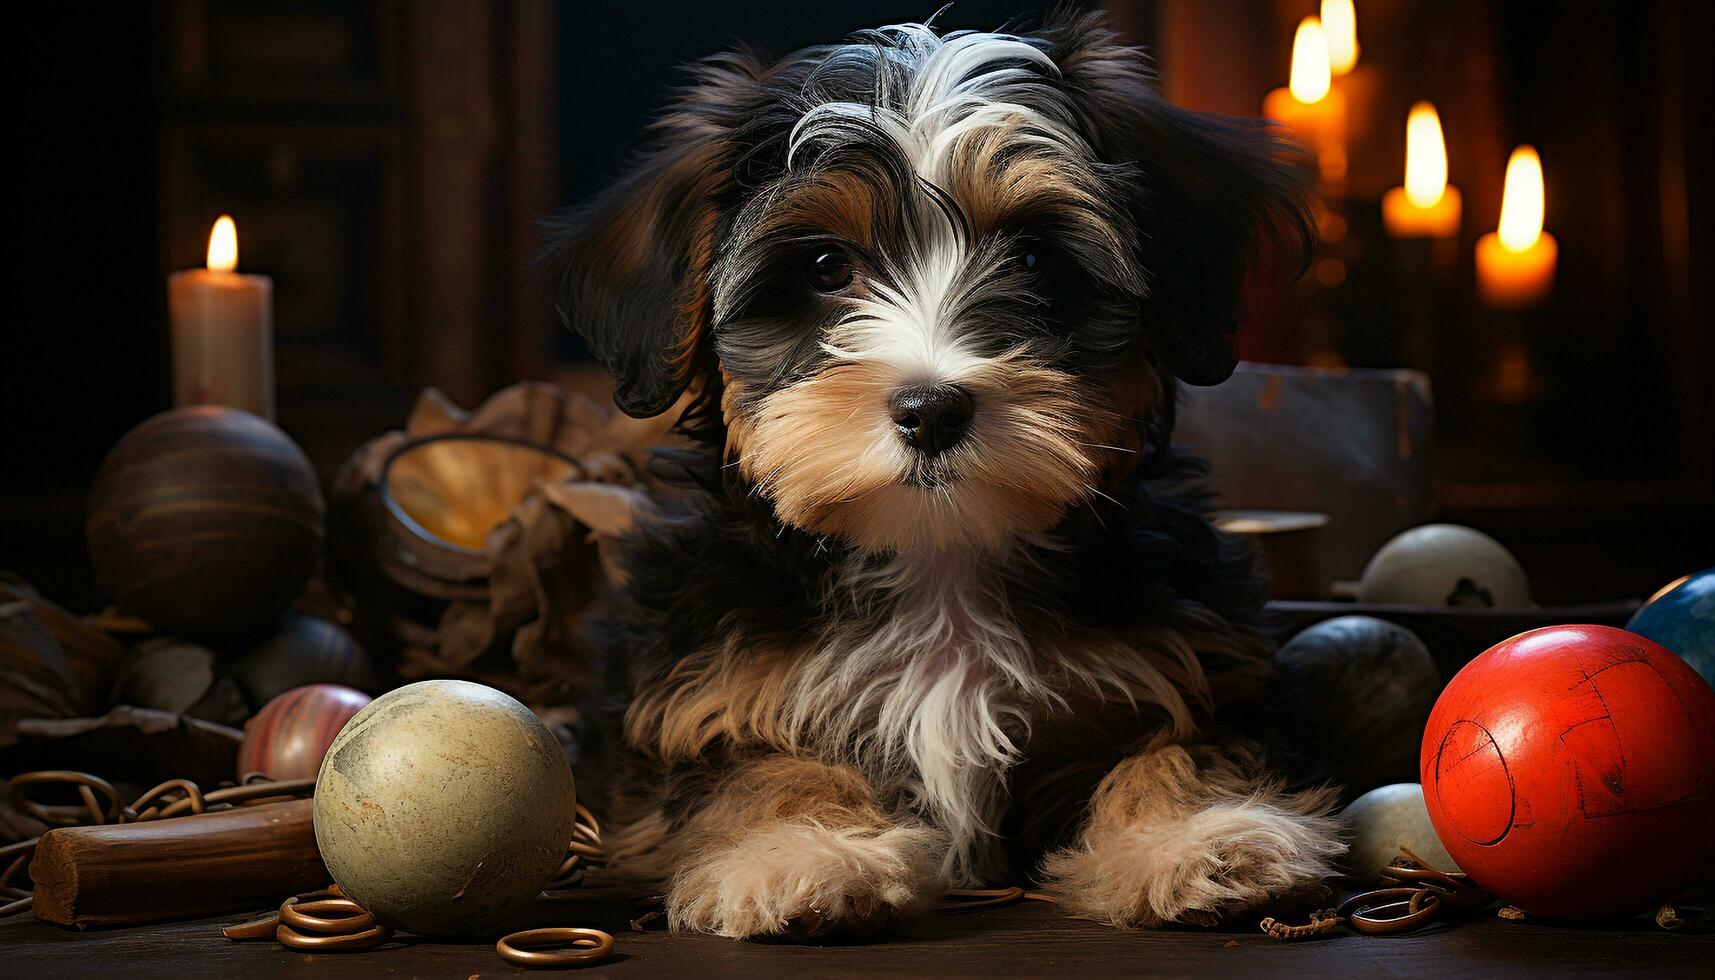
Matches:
[4,0,1710,609]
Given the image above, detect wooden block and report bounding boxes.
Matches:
[30,798,327,927]
[1176,362,1436,583]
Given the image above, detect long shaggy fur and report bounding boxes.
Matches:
[1041,738,1344,926]
[611,755,947,937]
[547,11,1337,940]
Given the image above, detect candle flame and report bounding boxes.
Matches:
[1321,0,1359,75]
[1497,146,1545,252]
[207,215,238,272]
[1288,17,1332,104]
[1404,101,1448,209]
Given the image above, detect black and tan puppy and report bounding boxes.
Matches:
[547,12,1342,939]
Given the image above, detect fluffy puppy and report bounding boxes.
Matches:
[547,12,1343,939]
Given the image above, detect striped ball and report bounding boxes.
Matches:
[86,406,324,639]
[237,684,371,781]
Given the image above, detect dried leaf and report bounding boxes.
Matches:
[1,576,123,711]
[0,600,85,741]
[538,481,651,538]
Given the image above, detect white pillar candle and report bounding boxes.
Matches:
[169,215,275,419]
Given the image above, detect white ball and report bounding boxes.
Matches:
[1358,523,1531,608]
[1340,782,1460,883]
[313,680,575,936]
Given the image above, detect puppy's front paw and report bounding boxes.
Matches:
[666,821,946,940]
[1043,801,1343,928]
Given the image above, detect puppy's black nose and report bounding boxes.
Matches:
[889,384,975,458]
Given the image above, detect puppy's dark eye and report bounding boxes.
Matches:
[1016,242,1049,275]
[806,247,854,292]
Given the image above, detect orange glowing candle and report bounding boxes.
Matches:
[1321,0,1360,76]
[1382,101,1462,238]
[168,216,276,418]
[1262,17,1348,184]
[1476,146,1557,308]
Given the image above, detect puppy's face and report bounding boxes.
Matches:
[550,17,1309,555]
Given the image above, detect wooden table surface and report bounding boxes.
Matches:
[5,884,1711,978]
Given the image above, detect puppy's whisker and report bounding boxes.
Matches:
[1082,484,1123,509]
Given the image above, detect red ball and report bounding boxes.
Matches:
[1421,625,1715,919]
[237,684,372,782]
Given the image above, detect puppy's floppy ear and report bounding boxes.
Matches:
[1045,15,1314,386]
[543,54,760,417]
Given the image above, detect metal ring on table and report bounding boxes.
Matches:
[274,896,393,951]
[279,898,380,933]
[496,927,615,968]
[1339,886,1443,934]
[276,922,393,950]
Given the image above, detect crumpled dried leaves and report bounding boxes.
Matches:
[328,381,673,705]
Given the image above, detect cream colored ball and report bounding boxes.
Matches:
[1340,782,1460,883]
[1358,523,1531,608]
[313,680,575,936]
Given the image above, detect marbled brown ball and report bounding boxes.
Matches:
[86,407,324,639]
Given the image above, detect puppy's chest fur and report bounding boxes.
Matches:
[627,549,1209,884]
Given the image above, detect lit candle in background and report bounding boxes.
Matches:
[1476,146,1558,307]
[1263,17,1349,184]
[169,215,276,418]
[1382,101,1463,238]
[1321,0,1360,76]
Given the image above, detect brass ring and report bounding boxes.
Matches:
[496,927,615,968]
[222,913,282,941]
[274,896,392,950]
[279,897,378,933]
[1340,887,1442,934]
[276,922,392,950]
[575,803,601,833]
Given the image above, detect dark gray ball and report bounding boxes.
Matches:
[1277,615,1440,799]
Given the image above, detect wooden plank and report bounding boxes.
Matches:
[30,799,326,927]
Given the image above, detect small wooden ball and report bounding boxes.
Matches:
[236,683,371,781]
[1340,783,1460,883]
[1358,523,1531,608]
[227,613,378,707]
[86,407,325,639]
[313,680,575,937]
[1277,615,1441,797]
